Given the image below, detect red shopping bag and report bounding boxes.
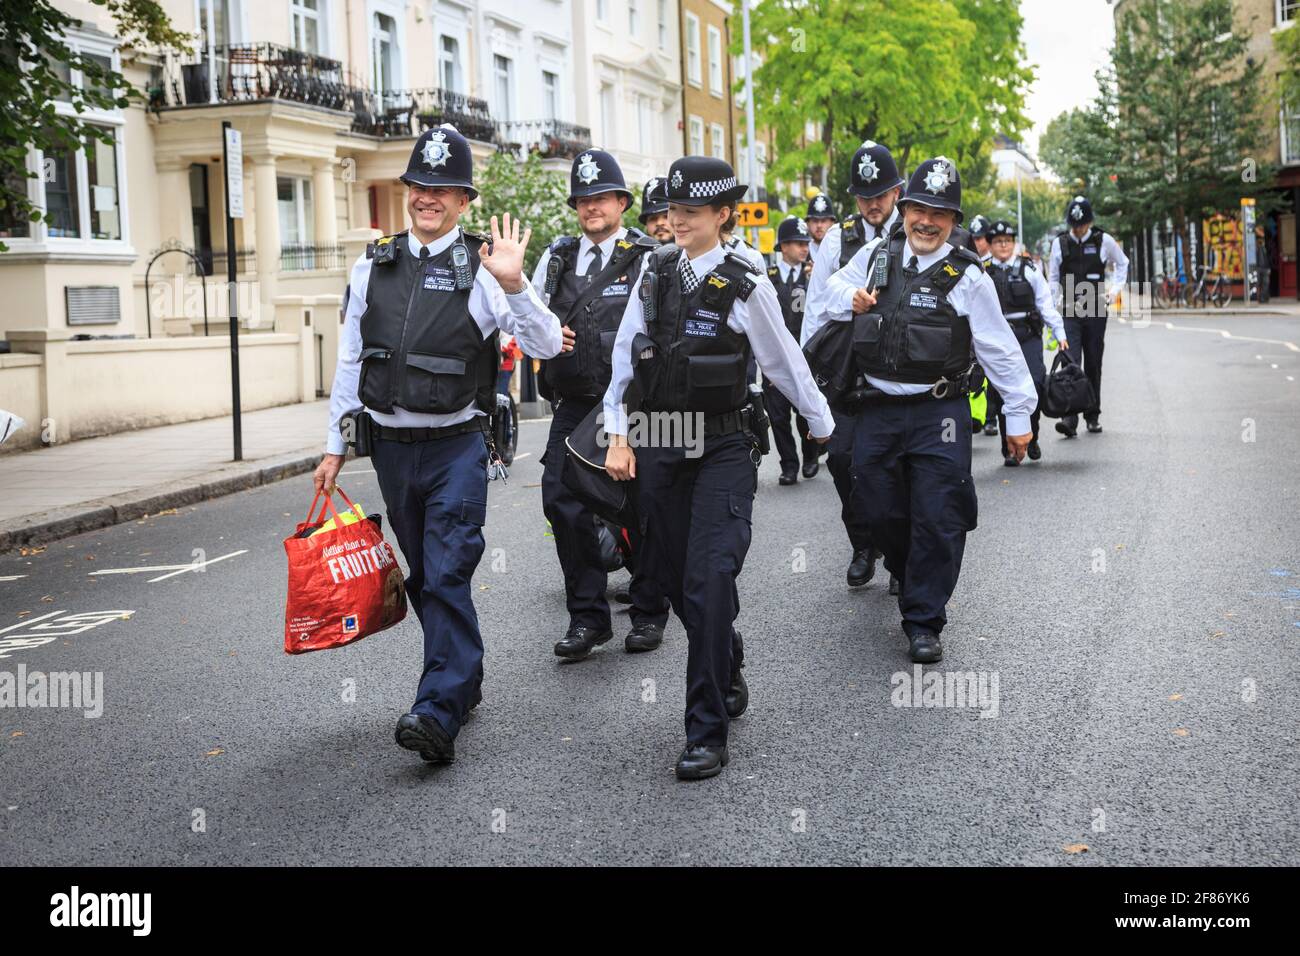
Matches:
[283,487,407,654]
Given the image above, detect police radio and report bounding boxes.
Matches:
[544,252,564,296]
[869,247,890,292]
[451,242,474,291]
[639,267,658,325]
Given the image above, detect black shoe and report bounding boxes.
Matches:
[847,548,878,587]
[1003,455,1019,467]
[554,625,613,661]
[1055,420,1077,438]
[1086,419,1103,434]
[675,744,729,780]
[778,467,798,486]
[982,421,998,436]
[1027,439,1042,461]
[801,459,820,479]
[613,589,632,604]
[908,632,943,663]
[725,665,749,719]
[888,574,900,596]
[395,713,455,764]
[625,621,664,653]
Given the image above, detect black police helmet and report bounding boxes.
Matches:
[1066,195,1094,225]
[638,175,670,223]
[399,124,478,200]
[777,217,811,245]
[664,156,747,207]
[848,141,905,199]
[806,193,837,221]
[968,215,991,239]
[567,148,633,210]
[987,220,1017,239]
[896,157,964,223]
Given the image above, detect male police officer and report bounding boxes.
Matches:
[316,125,566,764]
[804,140,905,590]
[805,193,837,262]
[968,215,992,261]
[822,158,1036,663]
[985,220,1068,466]
[1048,195,1128,437]
[767,216,819,484]
[530,149,669,659]
[639,176,673,244]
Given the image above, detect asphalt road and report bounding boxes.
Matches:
[2,311,1298,866]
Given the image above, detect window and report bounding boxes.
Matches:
[637,95,652,153]
[710,123,725,160]
[86,131,121,239]
[689,115,704,155]
[372,13,396,93]
[277,175,315,267]
[600,85,616,144]
[197,0,231,54]
[629,0,639,34]
[657,0,668,50]
[1280,1,1298,25]
[439,36,461,93]
[707,25,722,96]
[291,0,320,54]
[494,54,514,120]
[543,71,559,121]
[1282,104,1300,165]
[685,13,701,84]
[45,149,80,238]
[0,168,32,239]
[596,0,607,22]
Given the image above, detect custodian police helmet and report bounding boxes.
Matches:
[806,193,837,221]
[776,217,811,245]
[897,156,964,223]
[638,175,670,223]
[568,148,633,210]
[400,124,478,200]
[848,141,905,199]
[968,215,991,239]
[1066,195,1094,225]
[987,219,1017,238]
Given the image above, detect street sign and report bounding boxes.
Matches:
[224,127,244,220]
[757,227,775,254]
[1241,197,1257,307]
[737,201,768,228]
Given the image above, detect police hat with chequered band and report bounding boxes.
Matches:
[896,156,964,223]
[567,148,633,210]
[806,193,837,221]
[399,124,478,200]
[987,220,1017,238]
[638,175,670,223]
[777,217,811,245]
[1066,195,1094,225]
[848,141,905,199]
[664,156,748,207]
[968,214,991,239]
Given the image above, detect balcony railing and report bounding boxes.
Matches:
[494,119,592,161]
[350,87,497,142]
[157,43,349,110]
[279,242,347,272]
[189,249,257,277]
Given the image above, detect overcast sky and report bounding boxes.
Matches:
[1019,0,1116,162]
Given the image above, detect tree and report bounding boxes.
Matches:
[735,0,1033,198]
[1274,19,1300,114]
[0,0,187,249]
[462,150,573,280]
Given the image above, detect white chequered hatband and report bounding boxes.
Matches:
[686,176,738,198]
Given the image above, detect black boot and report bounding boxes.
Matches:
[778,465,798,486]
[624,621,664,653]
[907,632,943,663]
[847,548,878,587]
[675,744,729,780]
[395,713,455,764]
[553,625,613,661]
[801,459,819,479]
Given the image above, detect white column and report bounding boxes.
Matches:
[252,155,279,329]
[312,160,338,246]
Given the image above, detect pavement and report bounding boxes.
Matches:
[0,311,1298,866]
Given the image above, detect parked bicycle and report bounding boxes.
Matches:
[1187,264,1233,309]
[1153,272,1188,309]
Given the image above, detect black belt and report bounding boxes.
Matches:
[702,407,750,437]
[373,418,486,443]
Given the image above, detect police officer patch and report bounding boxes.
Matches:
[858,154,880,183]
[421,130,451,170]
[671,169,683,189]
[577,153,601,185]
[924,161,952,195]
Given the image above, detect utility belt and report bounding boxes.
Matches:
[342,410,486,456]
[1005,312,1045,342]
[853,364,985,407]
[699,388,771,461]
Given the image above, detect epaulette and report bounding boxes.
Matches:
[548,234,580,256]
[621,228,659,250]
[366,233,402,264]
[647,242,681,266]
[767,265,780,280]
[842,215,858,232]
[716,252,758,301]
[460,229,489,248]
[947,244,983,269]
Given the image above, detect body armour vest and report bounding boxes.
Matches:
[1058,227,1108,319]
[850,235,978,385]
[540,229,657,400]
[636,247,757,416]
[357,230,499,416]
[766,262,808,340]
[989,257,1041,319]
[839,213,869,269]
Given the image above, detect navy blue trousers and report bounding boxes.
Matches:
[852,395,978,637]
[998,327,1046,456]
[372,431,488,738]
[763,380,817,471]
[1063,314,1106,425]
[637,432,754,746]
[826,407,874,553]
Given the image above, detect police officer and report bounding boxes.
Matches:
[985,219,1068,466]
[315,125,566,764]
[1048,195,1129,437]
[822,157,1036,663]
[603,156,833,780]
[805,193,837,262]
[639,176,673,245]
[804,140,905,590]
[968,215,992,261]
[530,148,670,659]
[766,216,819,484]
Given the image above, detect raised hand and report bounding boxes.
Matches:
[479,213,531,294]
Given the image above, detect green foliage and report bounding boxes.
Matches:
[1275,20,1300,116]
[735,0,1033,197]
[463,150,573,280]
[0,0,188,249]
[966,177,1070,257]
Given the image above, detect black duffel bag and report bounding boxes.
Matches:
[1040,349,1096,419]
[803,318,872,413]
[561,387,640,530]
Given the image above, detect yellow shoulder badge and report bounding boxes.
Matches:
[941,262,961,278]
[707,274,729,290]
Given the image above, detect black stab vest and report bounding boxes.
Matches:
[358,230,498,416]
[1058,227,1108,319]
[766,262,808,340]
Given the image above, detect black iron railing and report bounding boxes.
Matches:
[279,242,347,272]
[189,249,257,277]
[350,87,497,141]
[495,119,592,161]
[163,43,349,110]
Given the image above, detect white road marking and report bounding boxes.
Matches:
[1136,321,1300,353]
[512,452,532,461]
[89,550,248,583]
[0,612,61,635]
[0,575,27,582]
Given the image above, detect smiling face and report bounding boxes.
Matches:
[807,218,832,243]
[643,210,673,243]
[990,235,1017,261]
[406,184,469,242]
[902,202,958,256]
[855,186,901,228]
[668,201,730,257]
[576,192,627,242]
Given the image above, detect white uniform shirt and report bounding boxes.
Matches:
[821,236,1039,436]
[723,234,767,271]
[530,226,629,302]
[803,206,899,346]
[987,255,1067,343]
[1047,227,1130,304]
[326,229,564,455]
[602,242,834,440]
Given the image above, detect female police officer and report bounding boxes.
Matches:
[602,156,833,781]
